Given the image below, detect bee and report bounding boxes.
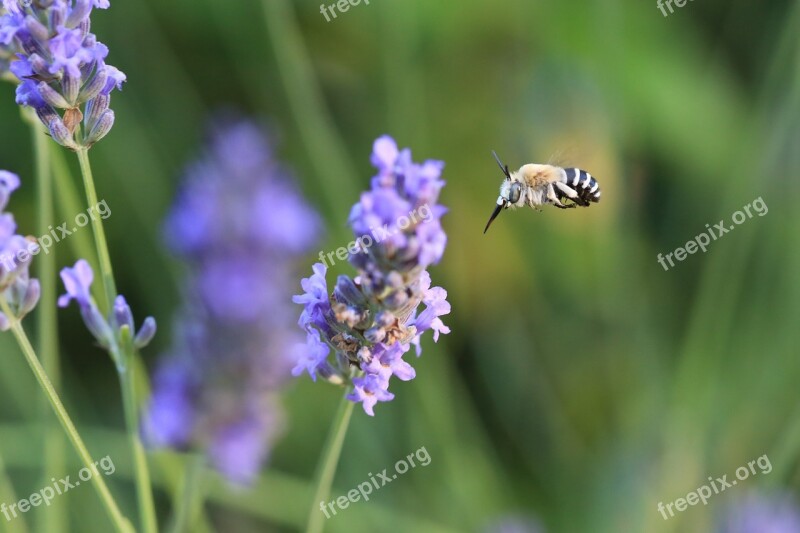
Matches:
[483,151,601,233]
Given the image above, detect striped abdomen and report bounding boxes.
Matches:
[563,168,601,204]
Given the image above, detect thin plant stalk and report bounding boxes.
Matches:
[74,148,158,533]
[75,148,116,313]
[27,111,66,533]
[0,296,132,533]
[118,347,158,533]
[305,392,355,533]
[167,455,207,533]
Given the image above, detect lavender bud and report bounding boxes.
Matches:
[134,317,157,349]
[66,0,93,28]
[48,118,79,150]
[83,109,114,146]
[84,94,109,131]
[78,65,108,102]
[18,278,41,318]
[37,81,70,109]
[80,302,114,349]
[113,295,134,331]
[62,74,80,105]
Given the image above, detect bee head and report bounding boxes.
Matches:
[485,150,515,233]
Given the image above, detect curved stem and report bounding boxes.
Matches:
[75,148,117,314]
[305,392,355,533]
[0,296,133,533]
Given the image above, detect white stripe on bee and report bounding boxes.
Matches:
[590,182,599,193]
[594,190,601,198]
[571,171,580,187]
[582,173,592,187]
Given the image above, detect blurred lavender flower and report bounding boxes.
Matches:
[483,516,547,533]
[0,0,124,149]
[0,170,40,330]
[294,135,450,416]
[144,119,321,485]
[58,259,156,359]
[717,492,800,533]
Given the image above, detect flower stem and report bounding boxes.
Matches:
[117,348,158,533]
[75,148,117,313]
[0,296,133,533]
[305,392,355,533]
[29,110,66,533]
[167,454,207,533]
[75,148,158,532]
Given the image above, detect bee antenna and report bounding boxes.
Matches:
[492,150,511,180]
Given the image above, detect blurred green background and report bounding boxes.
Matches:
[1,0,799,531]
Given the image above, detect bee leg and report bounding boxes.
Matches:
[553,181,587,206]
[547,183,572,209]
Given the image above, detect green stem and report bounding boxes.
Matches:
[261,0,359,234]
[118,354,158,533]
[305,392,355,533]
[29,112,66,533]
[168,455,207,533]
[0,297,132,533]
[75,148,157,532]
[75,148,117,313]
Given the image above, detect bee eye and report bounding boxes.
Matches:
[508,182,521,204]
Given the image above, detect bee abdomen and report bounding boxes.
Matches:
[562,168,601,204]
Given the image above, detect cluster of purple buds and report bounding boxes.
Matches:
[144,120,321,485]
[0,0,124,149]
[0,170,40,330]
[294,135,451,416]
[58,259,156,364]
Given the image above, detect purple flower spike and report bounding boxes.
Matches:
[0,0,124,149]
[294,136,450,416]
[145,118,320,485]
[0,170,39,329]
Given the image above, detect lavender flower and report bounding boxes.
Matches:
[144,119,321,485]
[294,135,450,416]
[717,492,800,533]
[0,170,40,330]
[58,259,156,359]
[0,0,125,149]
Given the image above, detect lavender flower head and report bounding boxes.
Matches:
[0,170,40,330]
[0,0,124,149]
[144,119,321,485]
[717,492,800,533]
[58,259,156,363]
[294,135,451,416]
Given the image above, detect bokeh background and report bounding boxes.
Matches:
[1,0,799,531]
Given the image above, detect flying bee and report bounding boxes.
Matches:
[483,151,601,233]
